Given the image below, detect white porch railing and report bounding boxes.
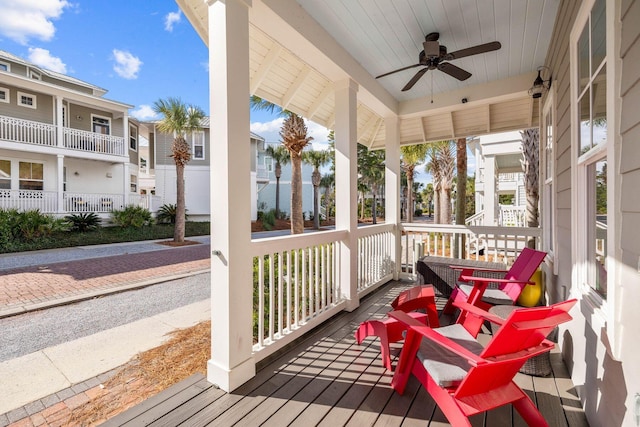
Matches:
[499,204,527,227]
[400,223,541,274]
[0,189,58,213]
[256,165,270,181]
[63,128,125,156]
[129,194,162,212]
[64,192,124,213]
[0,115,56,147]
[465,211,484,226]
[250,230,348,361]
[356,224,395,294]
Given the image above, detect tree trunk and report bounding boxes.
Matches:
[312,168,321,229]
[406,168,414,223]
[275,163,282,218]
[434,187,440,224]
[290,153,304,234]
[455,138,467,258]
[174,163,186,243]
[521,128,540,248]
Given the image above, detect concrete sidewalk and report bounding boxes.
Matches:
[0,237,212,424]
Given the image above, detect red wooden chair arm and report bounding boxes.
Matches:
[449,265,509,274]
[388,311,485,366]
[451,301,505,326]
[459,275,534,286]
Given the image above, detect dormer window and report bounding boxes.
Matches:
[30,70,41,80]
[0,62,9,72]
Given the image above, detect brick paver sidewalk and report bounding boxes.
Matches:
[0,243,211,317]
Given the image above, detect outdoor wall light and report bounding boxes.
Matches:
[75,115,83,121]
[529,66,552,99]
[74,171,79,176]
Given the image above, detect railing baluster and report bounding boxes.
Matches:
[268,254,275,342]
[258,256,265,348]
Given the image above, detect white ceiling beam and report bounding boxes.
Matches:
[485,104,491,133]
[367,118,383,148]
[250,44,282,94]
[420,117,428,143]
[448,112,455,139]
[305,84,332,120]
[281,66,311,109]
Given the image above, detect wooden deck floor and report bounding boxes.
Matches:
[103,281,589,427]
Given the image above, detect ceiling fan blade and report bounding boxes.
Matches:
[446,41,501,60]
[376,63,421,79]
[402,68,429,91]
[437,62,472,81]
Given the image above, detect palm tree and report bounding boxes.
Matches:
[455,138,468,257]
[359,147,385,224]
[280,114,313,234]
[437,141,456,224]
[319,172,335,219]
[521,128,540,247]
[401,144,429,222]
[153,97,205,243]
[302,149,332,229]
[265,144,290,218]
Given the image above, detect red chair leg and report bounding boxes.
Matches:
[354,319,392,370]
[513,394,550,427]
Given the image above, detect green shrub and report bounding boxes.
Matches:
[0,208,21,247]
[111,205,153,228]
[65,212,101,232]
[414,209,423,217]
[8,209,68,241]
[262,209,276,231]
[155,203,188,224]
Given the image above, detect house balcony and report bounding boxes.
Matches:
[0,115,126,157]
[256,164,270,183]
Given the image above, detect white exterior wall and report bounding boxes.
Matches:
[154,164,210,220]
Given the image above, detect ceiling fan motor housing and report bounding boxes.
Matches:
[424,40,440,57]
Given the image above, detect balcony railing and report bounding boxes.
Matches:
[0,114,126,156]
[129,194,162,212]
[64,192,125,213]
[0,189,58,212]
[0,115,56,147]
[357,224,395,294]
[63,128,125,156]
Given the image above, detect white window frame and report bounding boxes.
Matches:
[129,124,138,152]
[192,131,205,160]
[0,61,9,72]
[541,89,557,274]
[0,87,9,103]
[17,91,37,109]
[130,174,138,193]
[570,0,617,354]
[264,156,273,172]
[29,70,41,80]
[0,159,11,190]
[91,114,111,135]
[18,161,44,190]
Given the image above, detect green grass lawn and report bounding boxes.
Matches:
[0,222,210,254]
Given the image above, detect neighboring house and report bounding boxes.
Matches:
[0,49,149,217]
[468,131,527,226]
[151,119,267,221]
[256,142,314,219]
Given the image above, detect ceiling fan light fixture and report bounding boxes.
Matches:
[529,66,552,99]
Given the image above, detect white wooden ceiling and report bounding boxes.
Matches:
[177,0,559,149]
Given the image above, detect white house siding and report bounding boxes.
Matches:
[154,164,210,221]
[257,162,315,218]
[547,1,640,426]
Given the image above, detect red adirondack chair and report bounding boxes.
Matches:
[354,285,440,370]
[390,299,576,427]
[442,247,547,319]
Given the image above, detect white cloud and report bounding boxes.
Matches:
[130,104,158,121]
[250,117,331,151]
[164,10,181,32]
[0,0,69,45]
[112,49,142,79]
[27,48,66,73]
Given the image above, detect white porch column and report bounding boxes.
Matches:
[384,116,401,280]
[334,78,359,311]
[56,155,64,213]
[55,96,64,148]
[207,0,255,392]
[123,164,129,207]
[123,113,129,157]
[484,155,497,225]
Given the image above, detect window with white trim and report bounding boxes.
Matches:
[92,115,111,135]
[0,87,9,103]
[0,159,10,190]
[264,156,273,172]
[542,91,556,270]
[575,0,608,299]
[192,131,204,159]
[17,91,36,109]
[130,174,137,193]
[19,161,43,191]
[30,70,41,80]
[0,62,9,72]
[129,125,138,151]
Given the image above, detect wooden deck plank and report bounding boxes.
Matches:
[100,374,210,427]
[104,281,589,427]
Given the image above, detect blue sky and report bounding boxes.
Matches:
[0,0,474,186]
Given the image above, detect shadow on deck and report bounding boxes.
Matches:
[103,281,589,427]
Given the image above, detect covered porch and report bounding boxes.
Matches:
[105,281,588,426]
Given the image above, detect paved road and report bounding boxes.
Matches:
[0,272,210,363]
